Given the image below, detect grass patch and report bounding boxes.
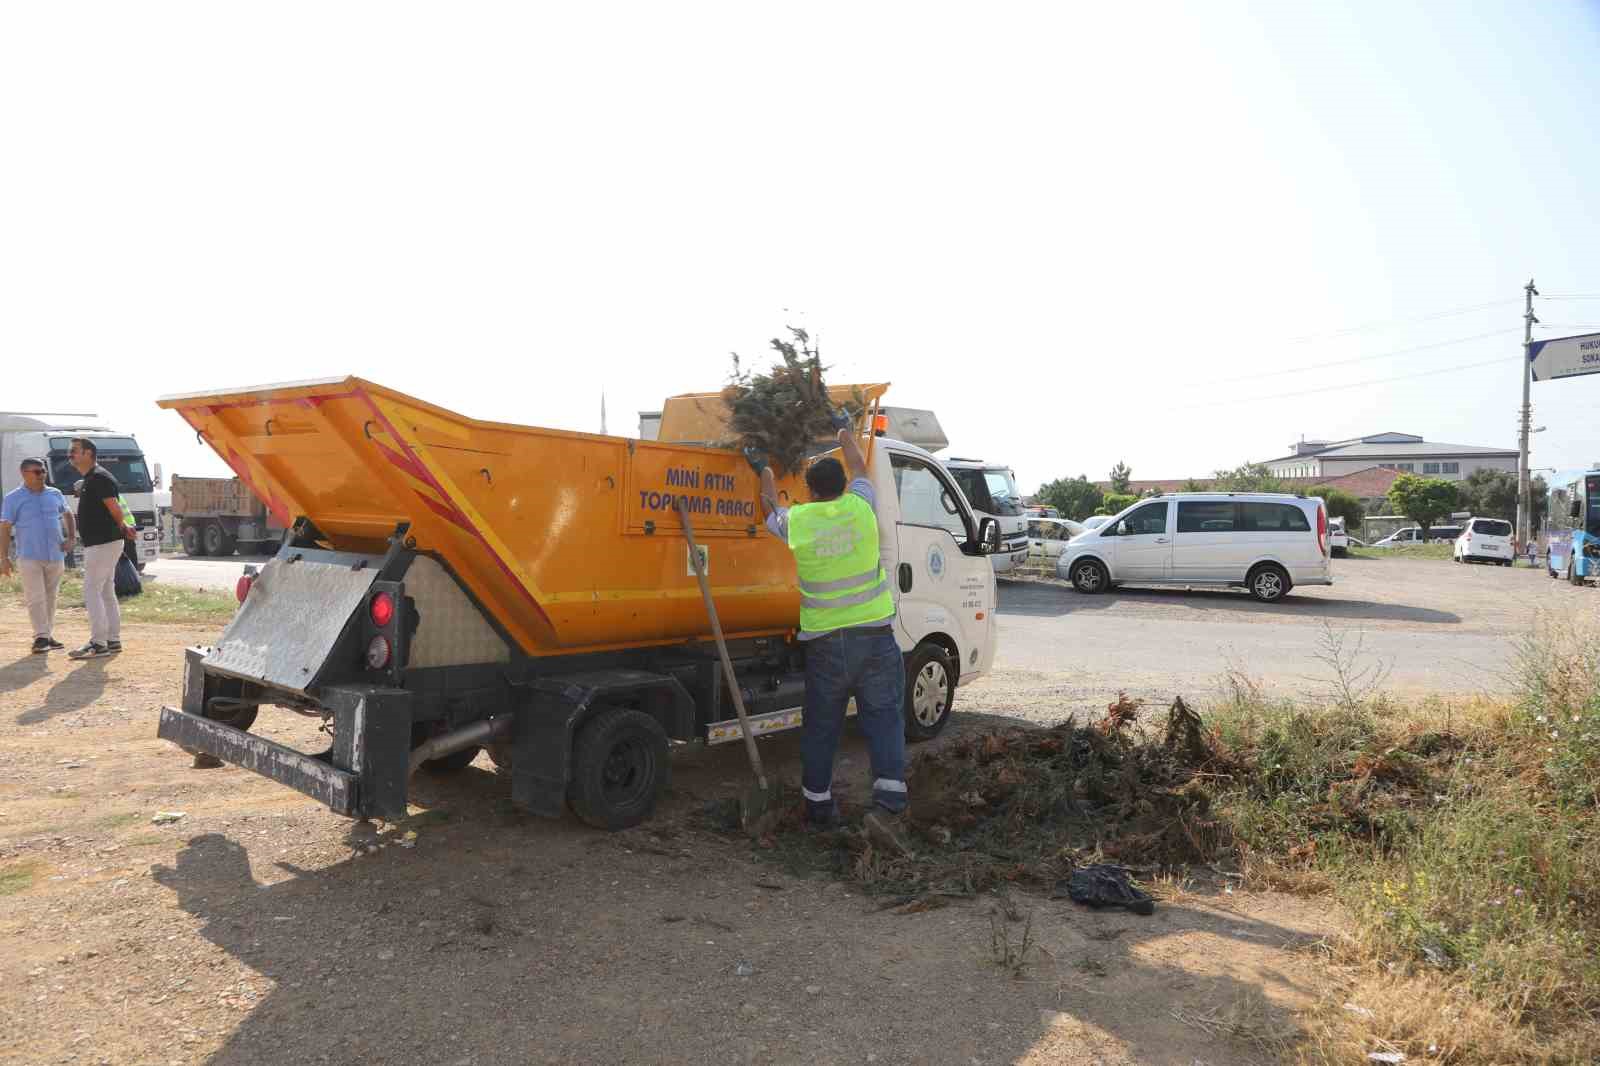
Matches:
[0,571,236,624]
[1348,543,1454,561]
[1206,616,1600,1062]
[92,811,145,831]
[0,860,45,896]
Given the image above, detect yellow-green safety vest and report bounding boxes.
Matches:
[787,493,894,634]
[118,494,136,530]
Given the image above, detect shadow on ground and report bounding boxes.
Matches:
[998,576,1461,626]
[11,659,109,725]
[151,726,1324,1066]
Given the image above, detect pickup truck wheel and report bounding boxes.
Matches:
[181,523,206,556]
[568,707,669,830]
[1247,563,1291,603]
[410,721,481,773]
[904,643,955,741]
[1069,559,1109,594]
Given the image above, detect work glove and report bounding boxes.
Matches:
[742,446,768,474]
[828,408,852,432]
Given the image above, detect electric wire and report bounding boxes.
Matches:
[1175,354,1519,410]
[1286,297,1519,344]
[1205,327,1520,386]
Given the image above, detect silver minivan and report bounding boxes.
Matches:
[1055,493,1333,603]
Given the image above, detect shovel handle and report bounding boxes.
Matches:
[676,498,768,788]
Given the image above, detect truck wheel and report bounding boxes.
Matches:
[1069,558,1109,594]
[567,707,669,831]
[409,721,481,773]
[182,523,206,556]
[904,642,955,741]
[1247,563,1291,603]
[201,522,229,556]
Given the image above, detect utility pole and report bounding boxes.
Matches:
[1517,279,1538,549]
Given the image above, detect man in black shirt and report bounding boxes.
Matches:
[67,438,134,659]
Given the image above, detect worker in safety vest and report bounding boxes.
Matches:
[757,422,913,857]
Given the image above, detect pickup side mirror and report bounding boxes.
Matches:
[977,516,1001,554]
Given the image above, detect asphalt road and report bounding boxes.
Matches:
[145,552,1595,703]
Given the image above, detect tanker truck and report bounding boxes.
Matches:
[154,377,1001,829]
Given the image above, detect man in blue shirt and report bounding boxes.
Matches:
[0,457,77,652]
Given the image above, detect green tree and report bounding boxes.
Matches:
[1386,474,1458,536]
[1456,468,1517,520]
[1108,461,1132,495]
[1307,486,1366,530]
[1103,492,1139,514]
[1181,478,1209,493]
[1037,476,1103,521]
[1211,461,1287,493]
[1532,474,1549,532]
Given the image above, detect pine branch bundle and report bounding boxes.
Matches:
[722,327,863,476]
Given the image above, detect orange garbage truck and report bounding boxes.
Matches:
[154,377,1000,829]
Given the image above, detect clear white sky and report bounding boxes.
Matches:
[5,2,1599,494]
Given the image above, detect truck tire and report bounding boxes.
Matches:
[201,522,234,556]
[567,707,669,831]
[904,642,955,741]
[410,721,482,773]
[181,522,206,557]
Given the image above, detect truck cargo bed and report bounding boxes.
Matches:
[159,378,883,657]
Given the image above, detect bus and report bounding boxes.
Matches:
[1546,470,1600,586]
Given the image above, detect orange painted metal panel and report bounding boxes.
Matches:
[158,378,876,658]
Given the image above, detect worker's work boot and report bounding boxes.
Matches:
[804,797,839,831]
[863,807,915,858]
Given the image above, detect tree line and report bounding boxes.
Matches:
[1035,462,1546,536]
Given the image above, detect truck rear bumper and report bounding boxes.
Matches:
[158,705,358,814]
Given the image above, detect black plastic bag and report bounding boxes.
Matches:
[1054,863,1155,915]
[114,554,143,599]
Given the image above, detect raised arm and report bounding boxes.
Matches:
[837,428,867,481]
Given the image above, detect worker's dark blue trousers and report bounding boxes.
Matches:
[799,624,907,815]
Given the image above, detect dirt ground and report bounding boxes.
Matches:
[1,608,1346,1066]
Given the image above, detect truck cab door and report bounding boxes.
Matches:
[878,450,993,675]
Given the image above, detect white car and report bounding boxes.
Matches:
[1454,517,1514,566]
[1055,493,1333,603]
[1372,525,1464,548]
[1328,516,1349,556]
[1026,516,1085,563]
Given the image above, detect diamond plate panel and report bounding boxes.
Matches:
[204,552,384,695]
[405,555,512,668]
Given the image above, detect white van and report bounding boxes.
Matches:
[1454,517,1514,566]
[943,458,1030,574]
[1056,493,1332,603]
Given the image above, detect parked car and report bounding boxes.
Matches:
[1328,516,1349,557]
[1026,516,1085,563]
[1454,517,1514,566]
[1055,493,1332,603]
[1372,525,1464,548]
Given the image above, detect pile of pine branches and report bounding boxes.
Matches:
[722,327,863,476]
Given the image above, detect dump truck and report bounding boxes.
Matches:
[154,377,1002,829]
[170,474,287,556]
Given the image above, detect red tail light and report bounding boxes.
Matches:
[1317,505,1327,556]
[369,591,395,627]
[235,574,254,603]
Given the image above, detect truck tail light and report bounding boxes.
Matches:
[366,634,393,670]
[370,590,395,627]
[363,581,406,677]
[235,574,254,603]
